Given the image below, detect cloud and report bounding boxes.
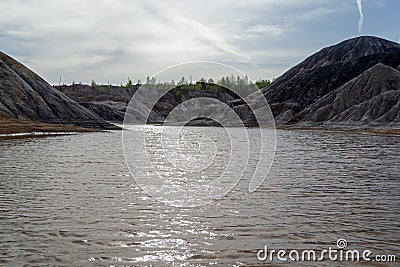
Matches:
[357,0,364,33]
[243,24,285,37]
[1,0,257,82]
[0,0,380,84]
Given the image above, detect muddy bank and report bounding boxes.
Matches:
[0,117,101,137]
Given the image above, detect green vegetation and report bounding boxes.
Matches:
[256,79,272,89]
[63,75,274,98]
[126,78,133,87]
[138,75,272,97]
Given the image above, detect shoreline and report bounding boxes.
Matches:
[0,117,102,139]
[1,117,399,139]
[276,124,400,137]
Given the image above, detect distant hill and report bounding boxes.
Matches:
[257,36,400,124]
[54,36,400,130]
[56,84,139,122]
[223,36,400,128]
[293,63,400,126]
[0,52,118,130]
[56,83,238,123]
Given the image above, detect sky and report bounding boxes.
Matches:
[0,0,399,85]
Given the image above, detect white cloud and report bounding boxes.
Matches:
[0,0,370,84]
[244,24,285,36]
[357,0,364,34]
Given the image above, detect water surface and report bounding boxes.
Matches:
[0,129,399,266]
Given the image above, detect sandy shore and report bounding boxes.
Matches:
[0,117,101,137]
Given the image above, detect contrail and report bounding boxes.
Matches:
[357,0,364,34]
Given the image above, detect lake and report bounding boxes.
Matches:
[0,128,399,266]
